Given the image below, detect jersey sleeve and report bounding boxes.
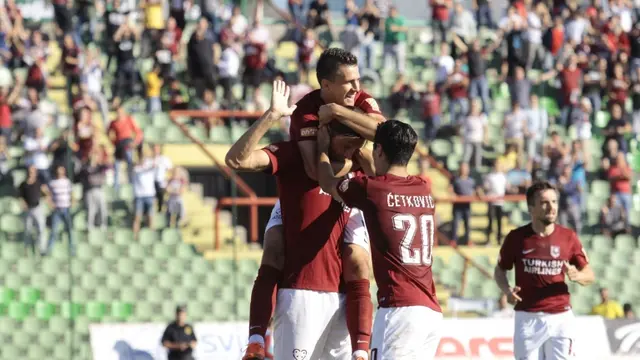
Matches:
[260,142,297,176]
[569,231,589,270]
[336,175,367,208]
[497,231,517,270]
[356,93,382,115]
[160,326,174,343]
[289,107,319,142]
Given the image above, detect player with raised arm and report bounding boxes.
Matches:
[317,120,443,360]
[226,80,374,360]
[494,181,595,360]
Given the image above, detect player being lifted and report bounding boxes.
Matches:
[225,79,377,360]
[494,181,595,360]
[317,120,443,360]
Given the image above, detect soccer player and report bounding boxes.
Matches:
[494,181,595,360]
[226,80,374,360]
[239,48,385,360]
[317,120,443,360]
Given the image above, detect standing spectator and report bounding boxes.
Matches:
[298,28,317,85]
[164,17,184,58]
[383,6,407,74]
[572,98,593,147]
[20,165,47,255]
[0,79,23,142]
[450,2,476,57]
[592,288,624,319]
[114,22,140,99]
[49,128,79,177]
[23,127,50,185]
[243,8,269,102]
[307,0,330,29]
[433,42,454,87]
[357,19,376,70]
[217,38,240,106]
[503,100,527,156]
[525,94,549,160]
[623,304,636,319]
[166,167,187,228]
[132,145,156,238]
[461,98,488,168]
[105,0,130,71]
[608,62,629,109]
[606,152,632,221]
[583,57,608,114]
[525,2,547,70]
[458,38,494,114]
[444,60,469,125]
[52,0,73,36]
[156,35,177,79]
[61,34,81,111]
[146,64,164,113]
[389,74,416,116]
[199,0,220,40]
[82,48,109,126]
[187,18,215,97]
[603,103,632,154]
[75,0,94,44]
[345,0,359,26]
[0,137,9,186]
[79,148,109,230]
[508,66,531,109]
[506,158,532,194]
[229,5,249,38]
[153,144,173,212]
[422,81,441,141]
[600,195,628,238]
[557,56,582,128]
[473,0,494,30]
[140,0,165,58]
[544,131,570,181]
[26,57,47,96]
[360,0,382,44]
[430,0,451,44]
[450,163,476,246]
[108,104,143,190]
[74,108,94,162]
[631,67,640,135]
[557,166,583,234]
[484,161,507,244]
[169,0,190,31]
[161,305,197,360]
[288,0,304,25]
[46,165,74,256]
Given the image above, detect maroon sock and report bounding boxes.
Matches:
[249,265,281,338]
[346,279,373,352]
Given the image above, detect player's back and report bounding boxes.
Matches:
[355,174,441,312]
[262,142,350,293]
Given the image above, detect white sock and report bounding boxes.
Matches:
[352,350,369,360]
[248,334,265,346]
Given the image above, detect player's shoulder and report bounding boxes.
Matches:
[293,89,322,111]
[505,223,534,241]
[354,91,380,109]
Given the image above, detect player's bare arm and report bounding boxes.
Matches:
[318,103,386,141]
[353,148,376,176]
[225,80,296,172]
[564,262,595,286]
[494,265,522,305]
[316,126,345,203]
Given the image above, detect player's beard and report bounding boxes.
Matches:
[541,214,556,226]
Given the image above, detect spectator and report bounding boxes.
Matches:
[450,2,476,56]
[288,0,304,25]
[140,0,165,58]
[525,2,548,70]
[298,28,317,85]
[433,42,454,87]
[307,0,330,29]
[557,166,583,234]
[544,131,569,181]
[146,64,164,114]
[497,143,519,172]
[0,79,23,142]
[49,128,79,176]
[243,10,269,102]
[525,94,549,160]
[461,98,487,168]
[153,144,173,213]
[557,56,582,128]
[359,0,382,45]
[217,38,240,107]
[430,0,451,44]
[506,158,532,194]
[114,22,140,99]
[383,6,407,74]
[608,62,629,109]
[79,148,109,230]
[458,38,495,114]
[483,161,507,244]
[75,0,94,44]
[418,157,432,191]
[572,98,593,146]
[473,0,494,30]
[162,305,197,359]
[61,34,81,111]
[20,165,47,255]
[631,67,640,135]
[583,57,608,114]
[82,48,109,126]
[444,60,469,125]
[164,17,183,59]
[108,103,143,190]
[52,0,73,36]
[132,145,156,238]
[603,103,632,154]
[105,0,130,71]
[450,162,476,246]
[623,304,636,319]
[503,100,527,156]
[168,78,189,110]
[26,57,47,95]
[230,5,249,38]
[592,288,624,319]
[46,165,74,256]
[389,74,416,116]
[23,127,50,185]
[605,151,632,220]
[345,0,359,26]
[0,136,9,185]
[600,195,628,238]
[166,167,187,228]
[508,66,531,109]
[421,81,441,141]
[491,294,514,318]
[340,18,366,61]
[569,140,589,208]
[169,0,189,31]
[156,35,177,79]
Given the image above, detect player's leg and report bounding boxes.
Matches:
[513,312,548,360]
[273,289,336,360]
[244,203,285,360]
[543,337,575,360]
[370,306,442,360]
[319,293,351,360]
[341,209,373,360]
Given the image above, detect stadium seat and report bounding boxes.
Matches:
[0,287,15,304]
[35,301,55,320]
[615,234,637,251]
[61,302,82,319]
[85,302,106,320]
[19,287,41,305]
[111,301,133,319]
[591,235,612,254]
[8,302,30,320]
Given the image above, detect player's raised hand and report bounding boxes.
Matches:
[317,125,331,151]
[564,261,580,282]
[507,286,522,305]
[269,80,297,117]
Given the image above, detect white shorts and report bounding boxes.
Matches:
[514,310,577,360]
[273,289,350,360]
[371,306,442,360]
[265,201,370,252]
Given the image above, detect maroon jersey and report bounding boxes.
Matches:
[498,224,589,313]
[289,89,382,142]
[262,142,350,292]
[337,174,441,312]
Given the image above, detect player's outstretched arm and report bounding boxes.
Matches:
[225,80,296,172]
[494,265,522,305]
[316,126,345,202]
[319,103,385,141]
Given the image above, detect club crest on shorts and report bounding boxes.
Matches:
[293,349,307,360]
[550,245,561,258]
[339,179,350,192]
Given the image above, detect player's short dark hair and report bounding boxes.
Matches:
[316,48,358,84]
[374,120,418,166]
[526,181,557,207]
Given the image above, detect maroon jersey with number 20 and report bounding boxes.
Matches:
[498,224,589,313]
[337,174,441,312]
